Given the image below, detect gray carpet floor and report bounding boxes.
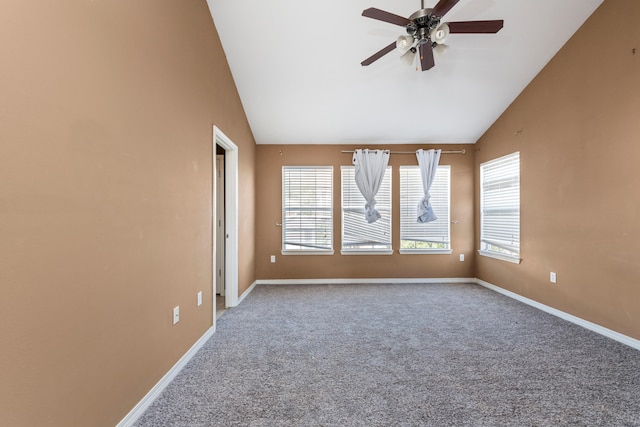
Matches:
[134,283,640,426]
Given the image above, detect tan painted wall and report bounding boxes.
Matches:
[475,0,640,340]
[0,1,255,426]
[255,144,475,280]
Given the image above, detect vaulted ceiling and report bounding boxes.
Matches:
[207,0,603,145]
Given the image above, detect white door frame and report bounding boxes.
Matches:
[213,126,239,327]
[215,155,225,297]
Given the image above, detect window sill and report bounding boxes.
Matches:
[399,249,452,255]
[281,250,335,256]
[478,250,521,264]
[340,250,394,256]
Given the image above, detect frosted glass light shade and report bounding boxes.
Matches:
[434,44,449,56]
[430,23,450,44]
[396,35,415,54]
[401,48,416,66]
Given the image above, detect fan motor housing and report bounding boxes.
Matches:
[406,8,440,39]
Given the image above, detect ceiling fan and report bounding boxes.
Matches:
[361,0,503,71]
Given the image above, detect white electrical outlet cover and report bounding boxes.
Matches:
[197,291,203,306]
[173,306,180,324]
[550,272,557,283]
[459,254,465,262]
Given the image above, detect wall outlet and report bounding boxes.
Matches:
[197,291,202,307]
[459,254,465,262]
[550,272,557,283]
[173,306,180,325]
[270,255,276,263]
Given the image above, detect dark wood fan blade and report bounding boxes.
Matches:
[419,43,435,71]
[448,20,504,33]
[362,8,411,26]
[431,0,460,18]
[361,41,397,66]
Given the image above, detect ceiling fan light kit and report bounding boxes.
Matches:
[401,48,417,66]
[430,23,450,44]
[433,43,449,57]
[361,0,503,71]
[396,35,415,54]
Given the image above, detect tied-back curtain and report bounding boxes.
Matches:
[416,149,442,223]
[352,149,390,223]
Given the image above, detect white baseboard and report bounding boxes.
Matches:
[238,280,257,304]
[116,327,215,427]
[118,283,258,426]
[256,278,476,285]
[475,278,640,351]
[118,277,638,426]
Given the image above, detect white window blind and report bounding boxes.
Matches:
[400,166,451,252]
[282,167,333,252]
[341,166,392,252]
[480,152,520,260]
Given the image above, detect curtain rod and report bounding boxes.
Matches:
[341,149,466,155]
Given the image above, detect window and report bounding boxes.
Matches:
[341,166,392,253]
[480,152,520,263]
[399,166,451,253]
[282,167,333,254]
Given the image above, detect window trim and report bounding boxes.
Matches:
[479,152,521,264]
[478,249,521,264]
[399,248,452,255]
[281,166,334,255]
[281,249,335,256]
[399,165,451,254]
[340,249,394,255]
[340,165,392,253]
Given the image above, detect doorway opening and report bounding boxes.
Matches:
[215,148,226,319]
[213,126,239,328]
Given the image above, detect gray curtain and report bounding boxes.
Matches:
[352,149,390,223]
[416,149,441,223]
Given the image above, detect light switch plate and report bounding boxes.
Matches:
[173,306,180,324]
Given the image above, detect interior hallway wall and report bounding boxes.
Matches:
[0,1,256,425]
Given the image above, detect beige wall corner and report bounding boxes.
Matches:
[474,0,640,340]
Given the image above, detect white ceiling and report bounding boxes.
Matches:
[207,0,603,145]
